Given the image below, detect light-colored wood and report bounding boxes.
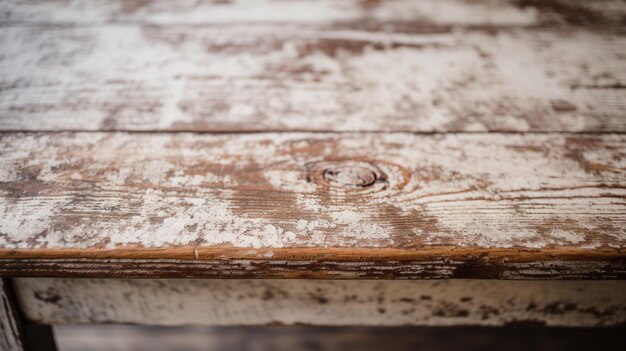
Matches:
[2,0,624,26]
[11,0,517,24]
[0,132,624,278]
[13,278,626,327]
[0,0,624,132]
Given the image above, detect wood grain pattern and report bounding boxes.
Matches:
[0,256,624,279]
[13,278,626,326]
[2,0,624,27]
[0,0,624,279]
[0,132,624,278]
[0,0,625,132]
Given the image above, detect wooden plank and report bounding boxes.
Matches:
[13,278,626,326]
[0,279,25,351]
[1,279,57,351]
[0,2,624,132]
[0,132,624,278]
[1,0,624,27]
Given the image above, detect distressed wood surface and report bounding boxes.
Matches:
[2,0,625,27]
[0,1,625,279]
[1,0,625,132]
[0,132,624,278]
[13,278,626,327]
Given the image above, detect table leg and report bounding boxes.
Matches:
[1,279,57,351]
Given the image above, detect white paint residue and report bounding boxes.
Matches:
[264,169,316,192]
[296,219,309,231]
[159,78,188,128]
[0,5,621,132]
[0,133,624,250]
[550,229,585,244]
[0,0,539,25]
[330,210,391,241]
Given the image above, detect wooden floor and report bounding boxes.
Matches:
[54,325,626,351]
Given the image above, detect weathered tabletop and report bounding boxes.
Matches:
[0,0,625,279]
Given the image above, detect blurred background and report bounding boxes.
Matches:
[55,325,625,351]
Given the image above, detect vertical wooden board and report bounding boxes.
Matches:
[1,278,58,351]
[1,279,25,351]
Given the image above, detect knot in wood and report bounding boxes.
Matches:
[323,166,377,188]
[306,160,395,194]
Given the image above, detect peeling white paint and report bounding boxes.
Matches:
[0,2,623,132]
[0,133,624,251]
[0,0,541,26]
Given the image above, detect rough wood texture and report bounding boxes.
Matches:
[0,1,625,280]
[13,278,626,327]
[2,0,625,26]
[1,256,624,279]
[0,132,624,278]
[0,0,625,132]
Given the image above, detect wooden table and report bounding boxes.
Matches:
[1,0,625,349]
